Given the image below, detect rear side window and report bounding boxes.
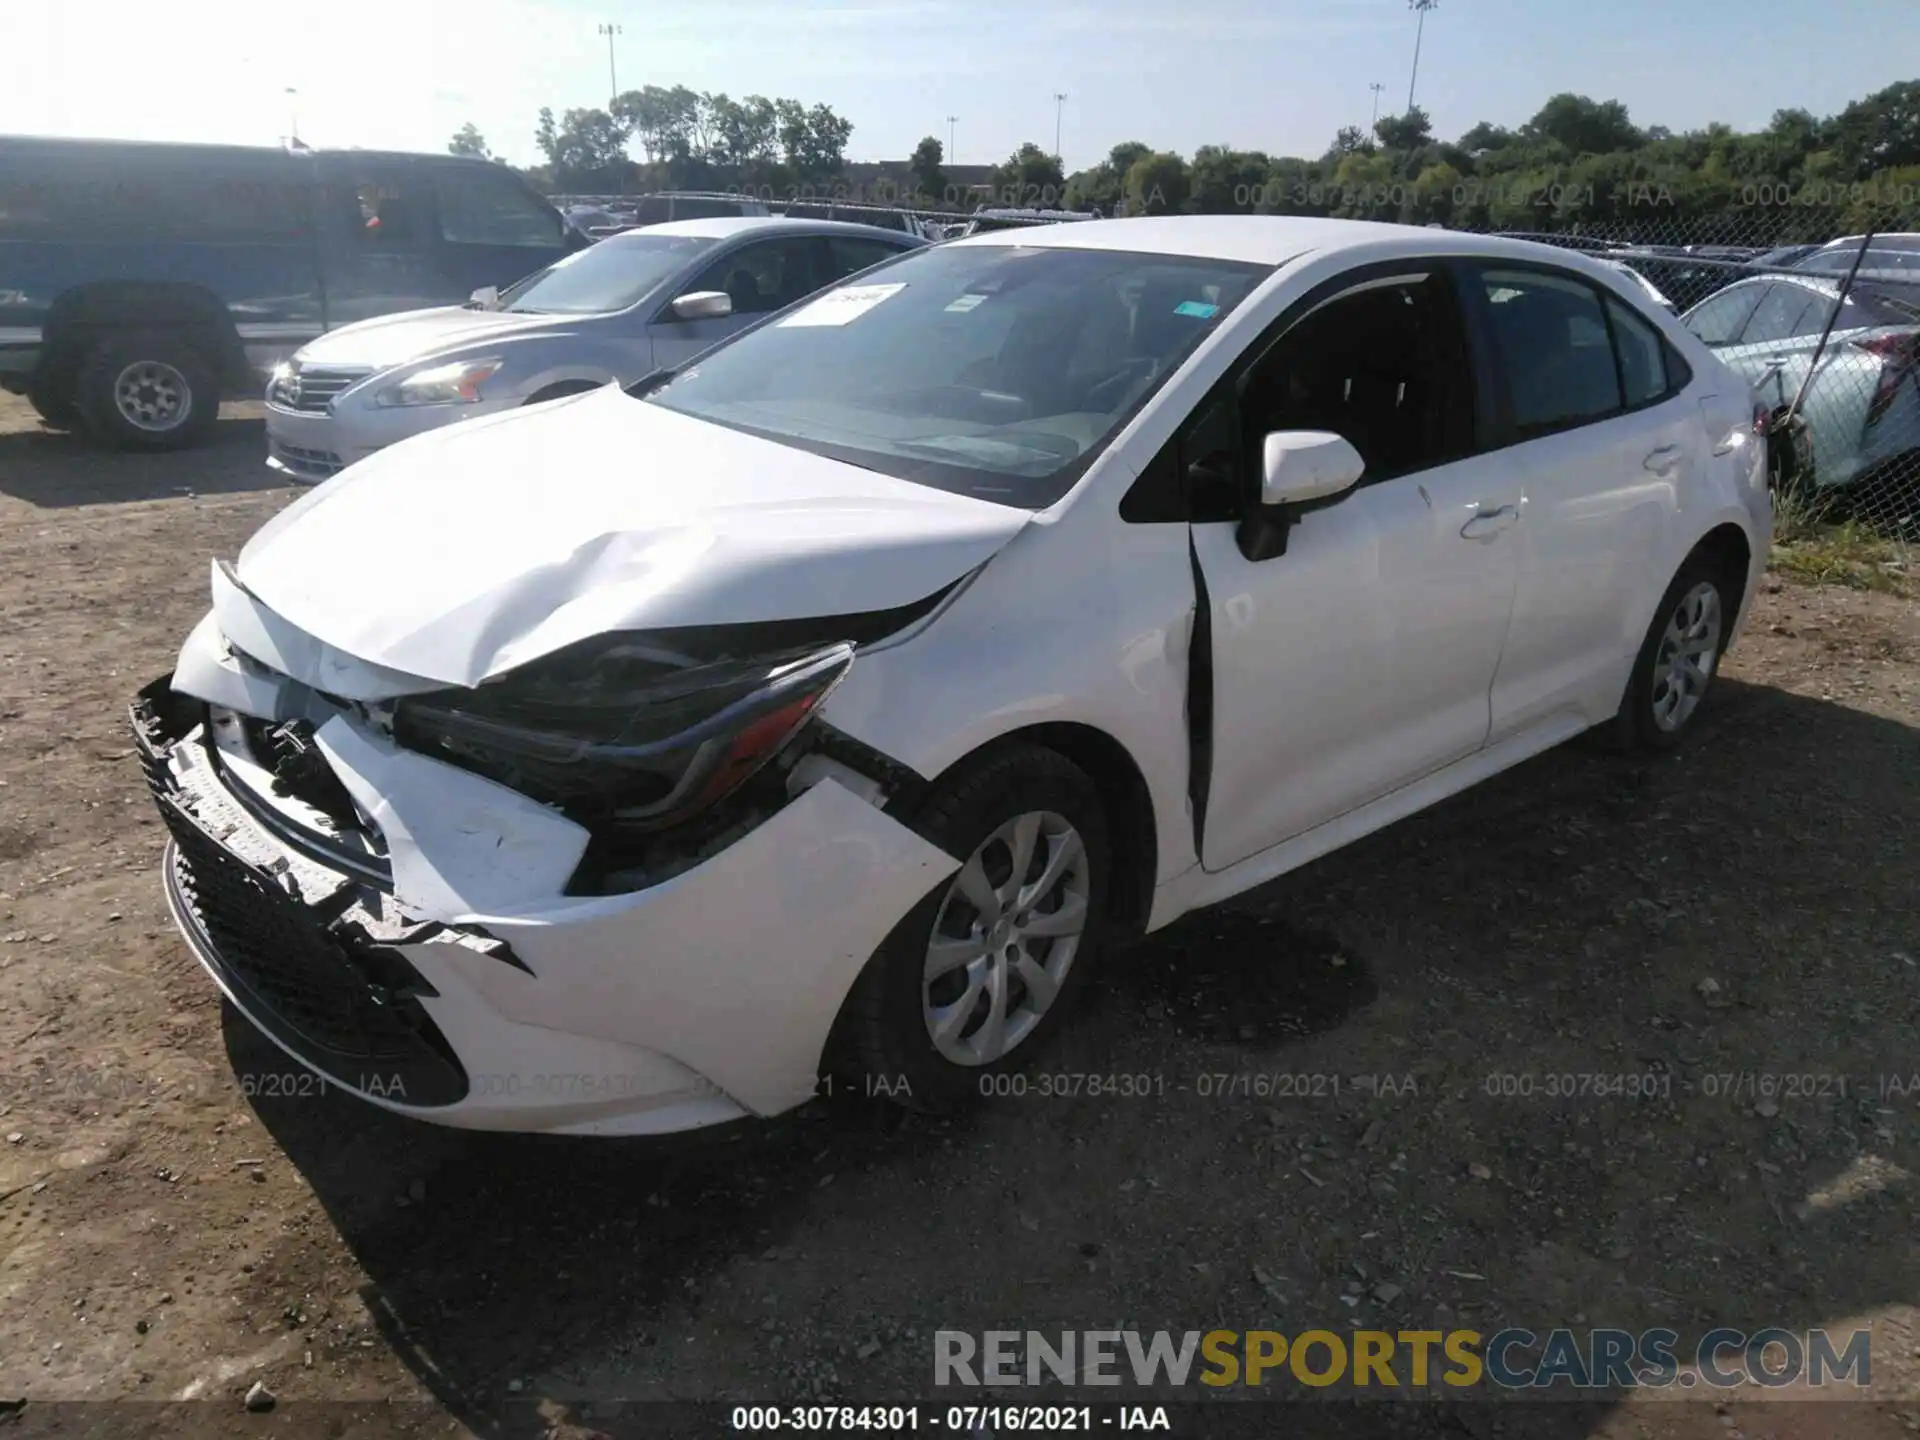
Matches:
[1738,283,1827,345]
[0,147,308,241]
[826,235,907,278]
[1606,297,1669,407]
[1477,269,1621,437]
[323,166,428,251]
[434,170,560,248]
[1683,283,1767,346]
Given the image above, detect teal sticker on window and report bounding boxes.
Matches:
[1174,300,1220,318]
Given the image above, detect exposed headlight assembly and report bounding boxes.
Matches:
[393,634,854,833]
[376,357,504,407]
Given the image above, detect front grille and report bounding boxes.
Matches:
[270,441,344,480]
[270,366,369,413]
[159,794,467,1106]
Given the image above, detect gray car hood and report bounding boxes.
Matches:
[235,386,1029,689]
[295,306,582,371]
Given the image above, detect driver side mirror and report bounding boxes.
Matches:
[670,290,733,322]
[469,285,500,310]
[1260,431,1365,507]
[1237,430,1365,562]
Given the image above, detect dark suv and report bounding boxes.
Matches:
[0,136,579,450]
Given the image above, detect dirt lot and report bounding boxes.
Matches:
[1,392,1917,1440]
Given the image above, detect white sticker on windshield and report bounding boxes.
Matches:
[778,282,907,327]
[944,293,987,313]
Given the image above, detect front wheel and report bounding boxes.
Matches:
[1597,554,1737,752]
[843,743,1111,1111]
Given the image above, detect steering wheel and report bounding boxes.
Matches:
[1080,355,1158,412]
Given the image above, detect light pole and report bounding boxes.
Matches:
[598,22,622,109]
[285,87,300,145]
[1053,92,1067,161]
[947,114,958,163]
[1369,82,1385,130]
[1406,0,1437,114]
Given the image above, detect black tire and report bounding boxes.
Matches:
[26,385,78,429]
[842,742,1112,1112]
[75,331,222,452]
[1595,552,1739,753]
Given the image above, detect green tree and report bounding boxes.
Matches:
[1828,80,1920,177]
[1521,94,1642,157]
[448,122,491,160]
[991,142,1067,207]
[1373,107,1433,153]
[534,107,559,166]
[1187,145,1271,213]
[1063,141,1151,214]
[908,136,947,205]
[614,85,701,164]
[1123,151,1190,215]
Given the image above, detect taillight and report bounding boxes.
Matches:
[1854,332,1920,422]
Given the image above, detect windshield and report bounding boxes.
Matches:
[497,232,714,314]
[643,243,1268,507]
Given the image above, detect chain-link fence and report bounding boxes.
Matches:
[1441,204,1920,544]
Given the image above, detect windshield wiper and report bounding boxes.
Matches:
[625,366,678,398]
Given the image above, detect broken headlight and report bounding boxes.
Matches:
[392,633,853,832]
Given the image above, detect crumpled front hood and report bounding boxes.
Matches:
[235,386,1029,688]
[296,306,578,371]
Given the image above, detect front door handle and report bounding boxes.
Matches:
[1644,443,1683,473]
[1459,504,1519,541]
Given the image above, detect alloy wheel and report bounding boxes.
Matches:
[1650,580,1722,732]
[113,361,191,432]
[922,810,1091,1067]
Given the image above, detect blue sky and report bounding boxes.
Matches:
[3,0,1914,169]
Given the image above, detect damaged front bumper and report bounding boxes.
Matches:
[132,670,957,1136]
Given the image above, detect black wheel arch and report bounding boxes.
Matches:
[39,282,248,400]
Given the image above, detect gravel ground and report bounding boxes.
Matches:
[1,392,1917,1439]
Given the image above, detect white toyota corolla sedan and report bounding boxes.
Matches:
[134,216,1771,1136]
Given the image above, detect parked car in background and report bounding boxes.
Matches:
[1752,243,1823,270]
[1681,271,1920,488]
[1793,233,1920,279]
[138,217,1768,1136]
[0,136,580,450]
[959,208,1093,235]
[606,192,772,226]
[264,217,923,481]
[780,200,927,237]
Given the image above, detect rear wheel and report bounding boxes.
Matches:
[76,331,221,451]
[1597,553,1737,752]
[843,743,1111,1111]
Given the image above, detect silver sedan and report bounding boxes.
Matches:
[264,216,924,482]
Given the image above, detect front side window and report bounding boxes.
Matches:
[435,171,561,248]
[1478,268,1622,438]
[646,243,1268,506]
[685,238,823,315]
[1239,274,1476,481]
[496,232,715,314]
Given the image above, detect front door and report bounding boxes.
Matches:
[427,163,573,299]
[648,235,832,368]
[1192,267,1523,870]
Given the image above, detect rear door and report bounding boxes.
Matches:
[428,162,573,298]
[1466,264,1701,740]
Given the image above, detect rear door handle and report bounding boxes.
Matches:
[1644,443,1683,473]
[1459,504,1519,541]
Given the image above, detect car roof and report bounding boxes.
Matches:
[948,214,1661,273]
[609,216,925,243]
